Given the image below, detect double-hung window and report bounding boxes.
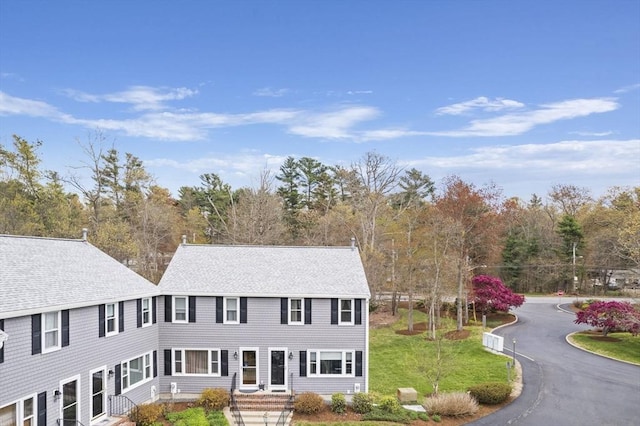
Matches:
[289,298,303,324]
[173,349,220,376]
[339,299,353,325]
[308,350,355,377]
[141,297,151,327]
[173,296,188,323]
[0,395,36,426]
[225,297,239,324]
[122,352,152,392]
[43,311,61,352]
[105,303,118,336]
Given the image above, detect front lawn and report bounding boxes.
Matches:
[369,308,514,396]
[568,331,640,364]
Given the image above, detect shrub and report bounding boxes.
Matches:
[378,395,402,413]
[362,407,411,423]
[294,392,325,414]
[423,392,478,417]
[417,412,429,421]
[331,393,346,414]
[352,392,374,414]
[129,403,164,426]
[198,388,230,411]
[467,382,512,404]
[207,410,230,426]
[432,413,441,422]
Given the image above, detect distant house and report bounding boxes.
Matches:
[0,234,160,426]
[157,239,371,398]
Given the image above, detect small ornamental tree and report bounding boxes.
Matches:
[574,300,640,337]
[472,275,525,315]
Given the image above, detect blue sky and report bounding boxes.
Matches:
[1,0,639,201]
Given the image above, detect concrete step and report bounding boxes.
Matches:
[237,410,292,426]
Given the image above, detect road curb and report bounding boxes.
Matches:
[565,331,640,366]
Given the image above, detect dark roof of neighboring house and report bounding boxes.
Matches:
[158,244,371,299]
[0,234,159,319]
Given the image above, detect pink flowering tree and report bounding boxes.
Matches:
[574,301,640,337]
[472,274,525,315]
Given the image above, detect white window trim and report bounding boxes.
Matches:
[338,299,354,325]
[288,298,304,325]
[89,366,107,424]
[172,296,188,323]
[307,349,355,378]
[172,348,221,376]
[0,393,37,426]
[121,352,153,393]
[105,303,119,337]
[141,297,152,327]
[42,310,62,353]
[59,375,81,425]
[224,297,239,324]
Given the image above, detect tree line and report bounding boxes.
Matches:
[1,134,638,309]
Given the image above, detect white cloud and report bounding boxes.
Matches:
[359,128,426,141]
[253,87,289,97]
[0,91,60,117]
[288,106,380,139]
[569,130,614,137]
[435,96,525,115]
[60,86,198,111]
[430,98,619,137]
[347,90,373,95]
[613,83,640,94]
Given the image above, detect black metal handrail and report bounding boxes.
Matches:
[275,373,295,426]
[108,394,138,417]
[230,372,245,426]
[56,420,86,426]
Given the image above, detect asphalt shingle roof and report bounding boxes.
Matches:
[0,235,159,319]
[158,244,370,298]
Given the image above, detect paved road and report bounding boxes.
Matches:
[469,297,640,426]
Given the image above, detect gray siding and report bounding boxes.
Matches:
[158,296,367,396]
[0,299,159,425]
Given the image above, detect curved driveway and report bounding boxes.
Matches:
[469,297,640,426]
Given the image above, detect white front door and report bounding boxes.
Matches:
[90,367,107,423]
[240,348,259,389]
[268,348,288,391]
[60,375,80,426]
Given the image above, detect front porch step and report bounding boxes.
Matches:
[233,391,292,412]
[238,410,292,426]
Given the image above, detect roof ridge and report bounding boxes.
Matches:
[0,234,85,243]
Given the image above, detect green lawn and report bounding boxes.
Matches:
[369,309,512,397]
[568,332,640,364]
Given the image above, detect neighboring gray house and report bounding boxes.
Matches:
[157,241,371,399]
[0,234,160,426]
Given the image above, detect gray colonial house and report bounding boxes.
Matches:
[1,234,370,425]
[157,239,371,399]
[0,234,161,426]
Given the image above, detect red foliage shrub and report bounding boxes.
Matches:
[472,275,525,314]
[574,300,640,336]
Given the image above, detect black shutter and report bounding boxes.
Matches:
[355,299,362,325]
[118,301,125,332]
[299,351,307,377]
[188,296,196,323]
[281,298,288,324]
[31,314,41,355]
[240,297,247,323]
[136,298,142,328]
[164,349,172,376]
[221,350,229,377]
[215,297,223,323]
[152,297,157,324]
[0,319,4,363]
[98,305,105,337]
[153,350,158,378]
[305,299,312,324]
[61,310,70,347]
[165,295,172,322]
[356,351,363,377]
[331,299,338,324]
[37,391,46,426]
[115,364,121,395]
